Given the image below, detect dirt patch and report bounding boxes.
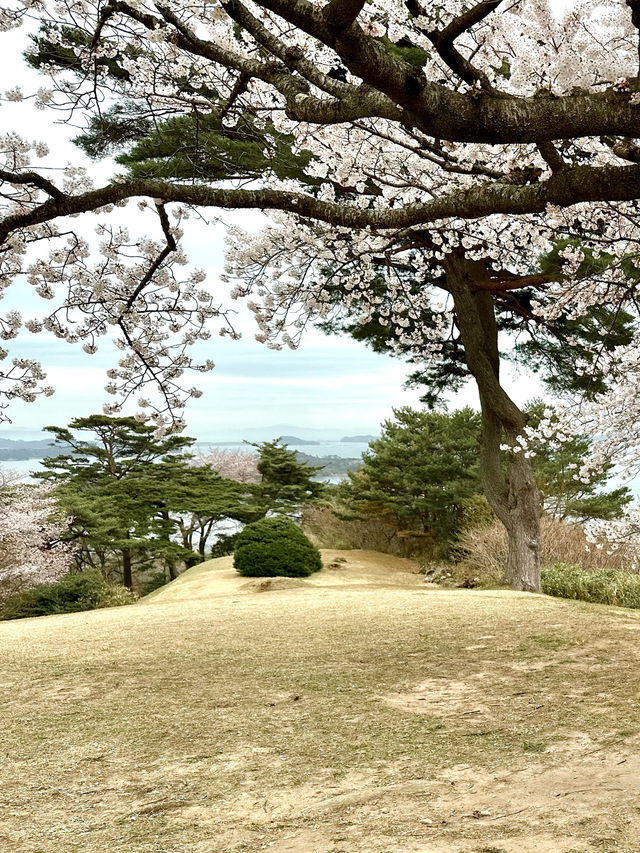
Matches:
[241,577,307,593]
[153,743,640,853]
[382,676,497,721]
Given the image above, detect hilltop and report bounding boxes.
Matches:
[1,550,639,852]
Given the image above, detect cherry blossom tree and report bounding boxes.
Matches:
[0,471,72,602]
[194,448,261,483]
[3,0,640,589]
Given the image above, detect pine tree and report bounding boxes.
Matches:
[338,408,482,554]
[38,416,250,588]
[250,440,324,517]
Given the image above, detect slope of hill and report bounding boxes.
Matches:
[2,550,640,853]
[142,550,420,604]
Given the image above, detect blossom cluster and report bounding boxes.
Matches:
[0,473,73,600]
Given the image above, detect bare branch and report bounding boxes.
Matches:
[424,0,504,89]
[0,168,64,200]
[122,203,176,313]
[435,0,505,45]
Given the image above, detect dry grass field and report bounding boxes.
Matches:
[1,550,640,853]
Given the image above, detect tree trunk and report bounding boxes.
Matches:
[503,438,541,591]
[159,510,180,579]
[445,251,541,592]
[122,546,133,591]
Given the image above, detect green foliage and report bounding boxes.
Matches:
[97,583,139,608]
[73,102,154,159]
[26,24,138,82]
[234,517,322,578]
[38,415,250,587]
[117,112,315,183]
[515,248,634,398]
[209,532,240,558]
[338,407,482,555]
[317,248,636,408]
[541,563,640,609]
[39,414,194,478]
[140,572,170,596]
[250,439,324,514]
[526,402,632,522]
[493,57,512,79]
[376,35,431,68]
[1,570,136,620]
[333,403,628,561]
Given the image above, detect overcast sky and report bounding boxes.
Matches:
[0,22,543,442]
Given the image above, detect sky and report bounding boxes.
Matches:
[0,17,544,443]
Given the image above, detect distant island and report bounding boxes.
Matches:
[278,435,316,446]
[340,435,377,443]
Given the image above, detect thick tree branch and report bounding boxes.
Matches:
[322,0,367,35]
[426,0,504,90]
[537,142,565,172]
[222,0,352,99]
[435,0,505,45]
[5,161,640,246]
[251,0,640,143]
[472,272,555,294]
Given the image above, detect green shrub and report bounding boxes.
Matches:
[98,583,138,607]
[1,570,136,620]
[140,571,169,596]
[234,516,322,578]
[542,563,640,609]
[210,531,241,558]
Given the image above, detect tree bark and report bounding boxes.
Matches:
[503,438,541,591]
[122,546,134,591]
[445,251,541,592]
[158,509,180,579]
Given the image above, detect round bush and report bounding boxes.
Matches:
[234,516,322,578]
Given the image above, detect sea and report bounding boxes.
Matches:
[1,440,371,482]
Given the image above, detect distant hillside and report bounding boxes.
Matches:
[341,435,377,443]
[296,452,361,480]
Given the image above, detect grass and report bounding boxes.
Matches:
[542,562,640,609]
[1,551,640,852]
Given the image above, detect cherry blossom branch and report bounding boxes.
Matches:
[7,161,640,244]
[249,0,640,141]
[122,203,176,313]
[0,168,64,200]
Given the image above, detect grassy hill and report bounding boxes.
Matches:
[2,550,640,852]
